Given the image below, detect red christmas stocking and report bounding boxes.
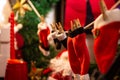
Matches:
[38,26,50,56]
[93,22,120,74]
[67,27,90,75]
[93,9,120,74]
[72,33,90,75]
[67,37,81,74]
[38,27,50,49]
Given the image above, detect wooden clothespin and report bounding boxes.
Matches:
[70,20,74,31]
[50,23,57,31]
[99,0,108,20]
[70,18,81,31]
[40,15,45,22]
[73,19,78,30]
[56,22,64,33]
[75,18,81,28]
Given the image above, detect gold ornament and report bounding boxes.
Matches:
[13,0,32,17]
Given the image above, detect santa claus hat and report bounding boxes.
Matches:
[37,22,47,30]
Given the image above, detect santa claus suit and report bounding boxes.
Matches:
[48,49,73,80]
[64,0,116,30]
[38,22,50,56]
[92,8,120,74]
[67,27,90,79]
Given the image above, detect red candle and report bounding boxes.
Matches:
[9,11,15,59]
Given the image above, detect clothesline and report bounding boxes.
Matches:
[27,0,120,30]
[84,0,120,29]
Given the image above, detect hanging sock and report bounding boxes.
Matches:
[38,22,50,56]
[72,29,90,75]
[92,9,120,74]
[80,74,90,80]
[67,36,81,74]
[67,27,90,75]
[56,31,68,48]
[74,74,81,80]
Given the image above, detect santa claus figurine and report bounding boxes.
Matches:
[37,15,50,56]
[48,49,74,80]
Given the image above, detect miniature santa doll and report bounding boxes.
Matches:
[92,0,120,74]
[37,15,50,56]
[48,49,73,80]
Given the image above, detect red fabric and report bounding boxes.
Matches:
[50,72,72,80]
[93,22,120,74]
[73,33,90,75]
[90,0,115,19]
[15,32,24,59]
[64,0,115,30]
[15,33,24,48]
[42,67,52,75]
[67,37,81,74]
[64,0,86,30]
[5,59,28,80]
[51,72,62,80]
[56,49,67,58]
[38,27,50,48]
[67,34,90,75]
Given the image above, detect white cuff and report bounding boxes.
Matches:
[80,74,90,80]
[74,74,81,80]
[56,32,67,41]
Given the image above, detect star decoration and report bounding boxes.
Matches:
[13,0,32,17]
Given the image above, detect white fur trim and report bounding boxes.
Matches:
[14,24,23,33]
[47,31,59,46]
[17,24,23,30]
[37,22,47,31]
[80,74,90,80]
[50,31,58,39]
[47,76,57,80]
[94,9,120,29]
[39,45,50,56]
[14,38,18,50]
[47,34,54,46]
[56,32,67,41]
[74,74,81,80]
[49,51,73,76]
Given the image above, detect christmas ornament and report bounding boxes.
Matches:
[13,0,32,17]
